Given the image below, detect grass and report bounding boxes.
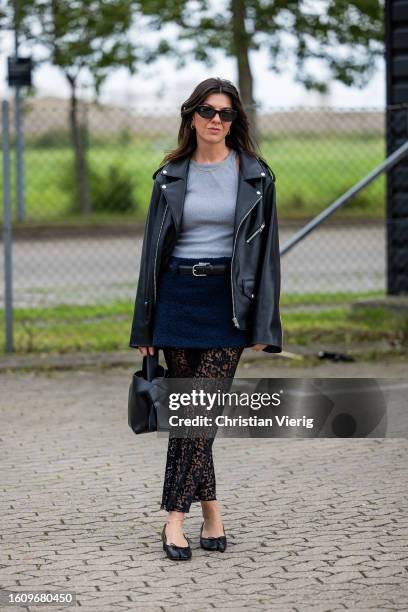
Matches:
[1,290,406,357]
[280,289,385,307]
[1,134,386,223]
[285,307,404,347]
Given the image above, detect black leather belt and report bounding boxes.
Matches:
[166,262,230,276]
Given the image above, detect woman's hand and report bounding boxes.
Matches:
[139,346,156,356]
[251,343,267,351]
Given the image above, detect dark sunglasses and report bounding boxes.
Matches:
[196,105,237,122]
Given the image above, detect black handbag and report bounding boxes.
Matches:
[128,350,170,434]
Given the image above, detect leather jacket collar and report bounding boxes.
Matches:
[155,148,269,237]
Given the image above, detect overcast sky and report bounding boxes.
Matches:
[0,29,385,111]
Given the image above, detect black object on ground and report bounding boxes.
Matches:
[317,350,355,362]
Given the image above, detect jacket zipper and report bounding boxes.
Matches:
[231,194,262,328]
[153,202,169,306]
[246,221,265,243]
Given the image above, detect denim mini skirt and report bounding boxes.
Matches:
[152,255,252,349]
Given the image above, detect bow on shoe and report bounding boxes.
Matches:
[162,524,192,561]
[199,521,227,552]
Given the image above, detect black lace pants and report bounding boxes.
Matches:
[160,347,244,513]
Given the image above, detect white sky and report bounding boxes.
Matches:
[0,29,385,110]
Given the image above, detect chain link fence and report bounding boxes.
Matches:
[1,100,407,356]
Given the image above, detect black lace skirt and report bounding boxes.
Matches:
[159,345,245,513]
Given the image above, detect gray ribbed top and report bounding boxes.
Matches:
[171,148,238,258]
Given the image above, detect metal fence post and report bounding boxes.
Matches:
[15,86,26,222]
[2,99,14,353]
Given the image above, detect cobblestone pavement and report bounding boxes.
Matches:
[1,360,407,611]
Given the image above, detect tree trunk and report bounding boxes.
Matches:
[231,0,260,147]
[68,78,91,214]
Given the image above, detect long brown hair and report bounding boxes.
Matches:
[159,77,266,168]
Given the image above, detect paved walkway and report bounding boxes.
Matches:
[1,359,407,611]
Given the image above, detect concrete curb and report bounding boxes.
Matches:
[0,341,398,373]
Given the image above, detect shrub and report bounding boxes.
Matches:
[59,159,138,214]
[89,163,137,213]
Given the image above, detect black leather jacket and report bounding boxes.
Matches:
[129,147,283,353]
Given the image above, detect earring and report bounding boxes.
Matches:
[191,122,195,129]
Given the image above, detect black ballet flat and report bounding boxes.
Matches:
[200,521,227,552]
[162,524,192,561]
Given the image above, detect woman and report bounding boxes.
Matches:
[129,77,282,561]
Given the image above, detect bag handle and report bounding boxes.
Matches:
[143,350,159,382]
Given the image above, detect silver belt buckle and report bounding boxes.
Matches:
[192,261,211,276]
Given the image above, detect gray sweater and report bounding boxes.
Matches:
[171,148,238,258]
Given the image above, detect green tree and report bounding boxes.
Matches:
[3,0,140,214]
[139,0,384,143]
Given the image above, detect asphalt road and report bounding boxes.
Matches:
[1,224,385,308]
